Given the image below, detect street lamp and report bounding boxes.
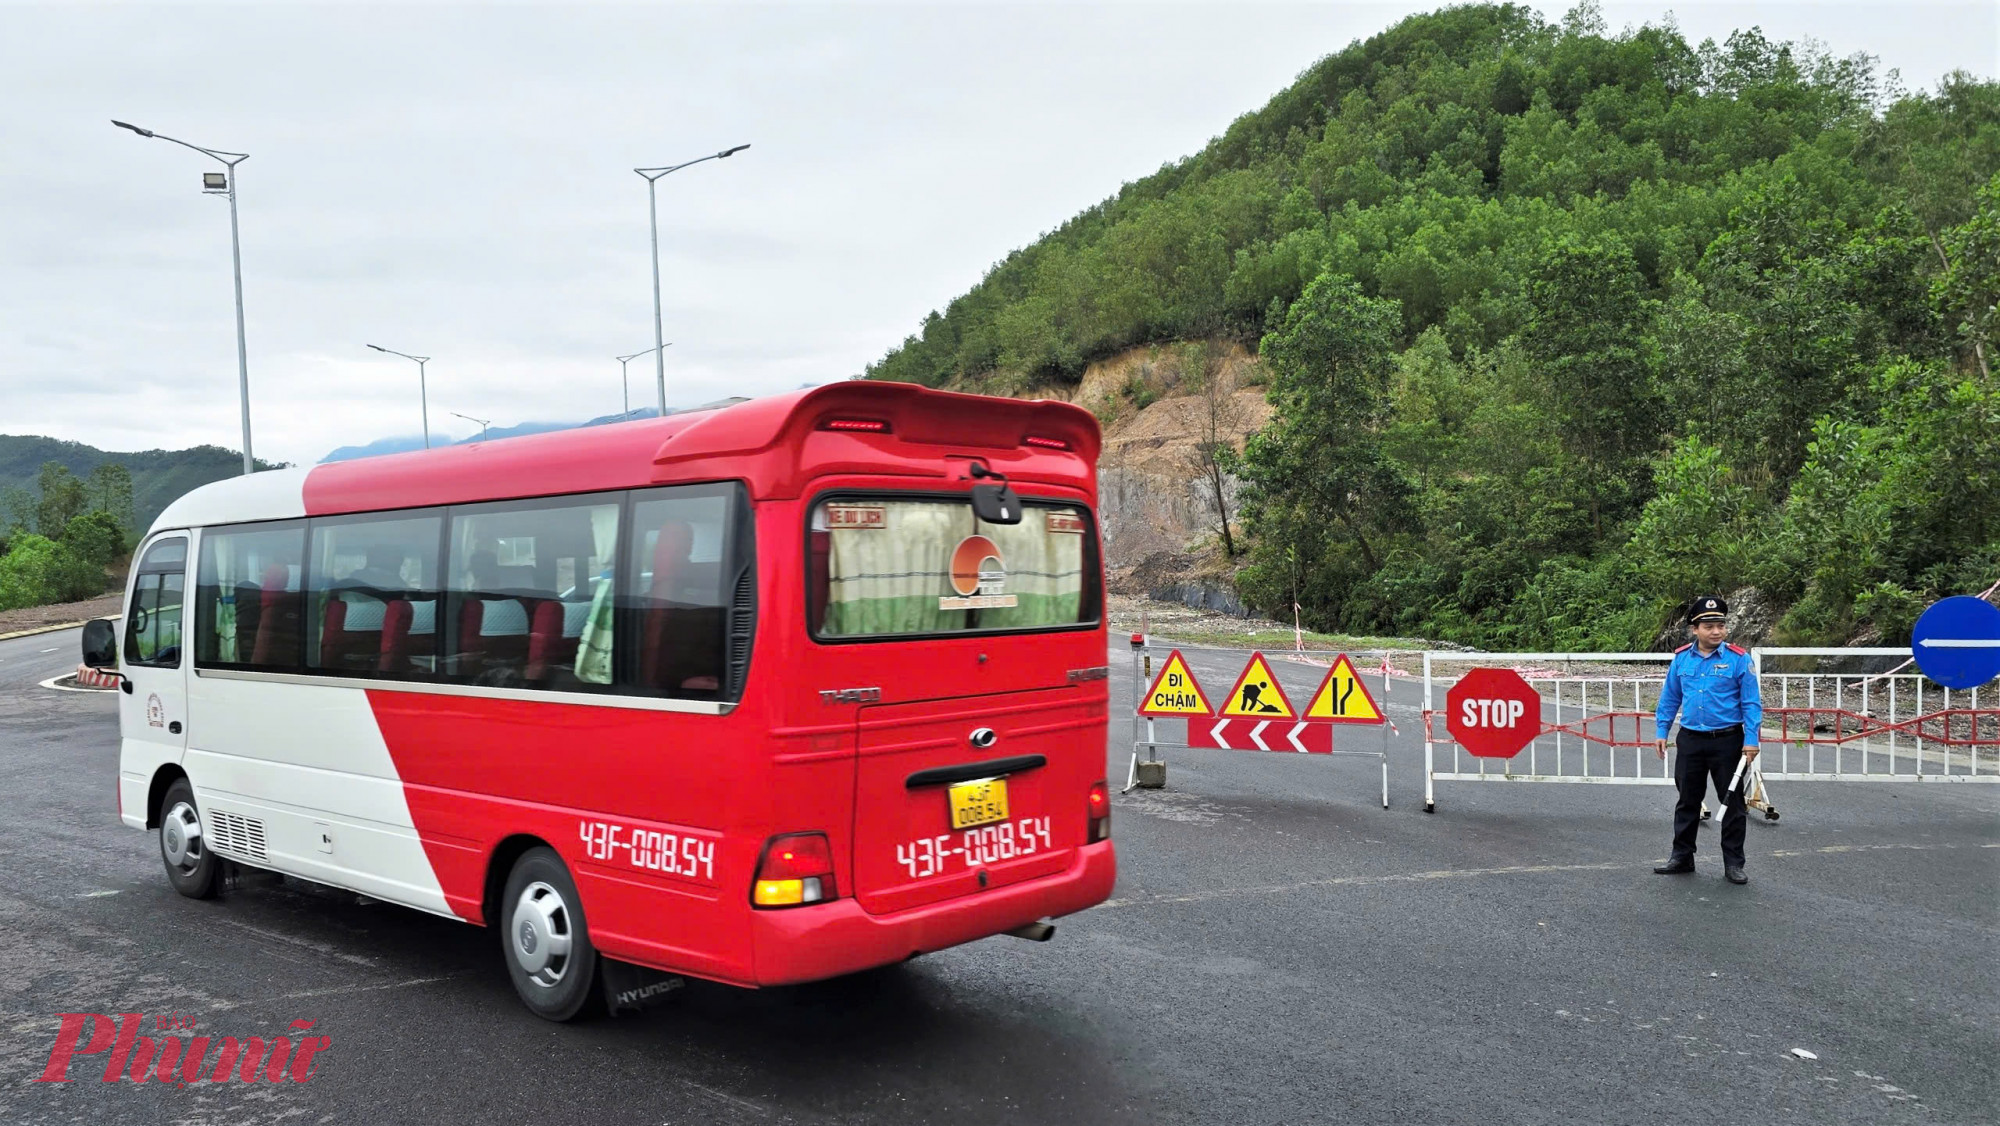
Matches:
[615,343,671,419]
[366,344,432,449]
[113,119,256,475]
[449,411,492,442]
[635,143,748,415]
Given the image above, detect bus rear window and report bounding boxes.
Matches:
[809,497,1098,639]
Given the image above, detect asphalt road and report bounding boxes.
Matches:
[0,627,1993,1125]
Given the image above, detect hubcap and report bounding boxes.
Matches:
[162,801,204,871]
[509,881,574,987]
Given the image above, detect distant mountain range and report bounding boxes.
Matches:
[318,397,752,463]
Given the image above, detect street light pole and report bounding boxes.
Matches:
[113,119,256,475]
[449,411,492,442]
[615,343,670,419]
[366,344,432,449]
[634,144,748,416]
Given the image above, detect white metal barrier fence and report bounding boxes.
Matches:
[1421,647,2000,814]
[1128,638,1393,808]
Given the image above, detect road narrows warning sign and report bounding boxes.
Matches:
[1138,650,1215,717]
[1303,654,1385,725]
[1218,653,1296,719]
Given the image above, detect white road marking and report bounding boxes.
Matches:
[215,974,465,1010]
[76,889,120,898]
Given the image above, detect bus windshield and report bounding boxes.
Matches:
[809,495,1097,639]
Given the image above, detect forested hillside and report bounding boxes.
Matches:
[0,436,282,535]
[865,2,2000,648]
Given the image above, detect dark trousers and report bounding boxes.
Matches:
[1670,726,1747,868]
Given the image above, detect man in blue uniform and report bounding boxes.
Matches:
[1652,595,1762,884]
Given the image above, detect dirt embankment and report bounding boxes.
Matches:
[0,594,121,638]
[959,340,1272,574]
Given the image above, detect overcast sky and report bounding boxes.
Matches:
[3,2,1994,466]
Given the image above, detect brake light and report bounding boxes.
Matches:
[821,418,890,433]
[752,833,837,908]
[1087,781,1110,843]
[1023,435,1069,450]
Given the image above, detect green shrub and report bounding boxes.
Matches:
[62,510,126,570]
[0,534,103,612]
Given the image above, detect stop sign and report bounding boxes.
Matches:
[1446,667,1542,757]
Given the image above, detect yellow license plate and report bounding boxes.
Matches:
[947,777,1010,830]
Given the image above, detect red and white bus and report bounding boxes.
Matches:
[85,382,1115,1020]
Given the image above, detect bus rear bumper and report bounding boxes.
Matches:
[748,841,1116,986]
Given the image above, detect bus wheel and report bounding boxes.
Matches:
[500,848,602,1021]
[159,780,219,900]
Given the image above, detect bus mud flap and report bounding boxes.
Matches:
[600,958,687,1016]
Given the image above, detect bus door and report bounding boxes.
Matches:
[122,534,192,764]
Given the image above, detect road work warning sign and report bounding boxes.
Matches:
[1139,650,1215,716]
[1219,653,1296,719]
[1303,654,1385,724]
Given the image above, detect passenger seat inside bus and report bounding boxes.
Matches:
[378,598,437,674]
[251,563,302,666]
[320,594,387,671]
[640,520,722,695]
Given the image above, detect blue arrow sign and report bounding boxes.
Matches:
[1910,596,2000,690]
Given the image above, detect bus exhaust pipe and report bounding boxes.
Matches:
[1004,921,1055,942]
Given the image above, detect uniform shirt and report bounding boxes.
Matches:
[1655,642,1763,744]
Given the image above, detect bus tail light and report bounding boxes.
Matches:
[821,418,891,434]
[752,833,837,908]
[1087,781,1110,842]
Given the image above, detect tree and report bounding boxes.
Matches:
[1521,233,1657,533]
[33,462,87,538]
[1183,340,1246,557]
[87,462,135,533]
[1237,276,1413,628]
[1,486,32,537]
[1933,170,2000,379]
[62,510,126,571]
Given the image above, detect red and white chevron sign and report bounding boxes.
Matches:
[1188,718,1335,754]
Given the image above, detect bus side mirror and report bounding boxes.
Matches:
[81,619,118,669]
[971,483,1023,525]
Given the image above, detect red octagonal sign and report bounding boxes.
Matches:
[1446,667,1542,758]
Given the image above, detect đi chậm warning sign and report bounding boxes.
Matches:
[1139,651,1215,717]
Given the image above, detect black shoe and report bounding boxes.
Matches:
[1724,867,1748,885]
[1653,859,1695,874]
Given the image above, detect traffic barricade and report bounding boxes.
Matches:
[1757,647,1999,783]
[1126,635,1394,808]
[1420,647,1999,814]
[1420,651,1676,812]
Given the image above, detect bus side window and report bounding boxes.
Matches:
[622,484,741,699]
[127,537,188,669]
[305,512,442,679]
[195,521,305,671]
[444,498,618,691]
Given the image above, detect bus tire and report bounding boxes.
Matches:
[158,780,220,900]
[500,847,602,1022]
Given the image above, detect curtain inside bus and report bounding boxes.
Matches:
[815,499,1090,638]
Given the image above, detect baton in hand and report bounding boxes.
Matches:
[1725,754,1751,795]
